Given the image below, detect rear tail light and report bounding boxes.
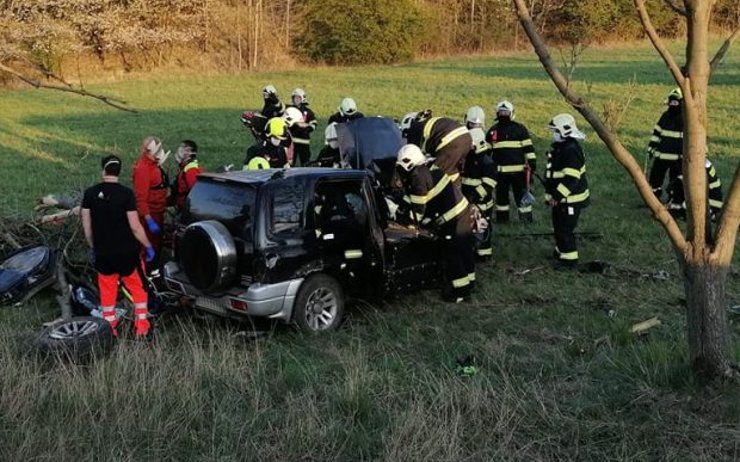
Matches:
[229,298,248,312]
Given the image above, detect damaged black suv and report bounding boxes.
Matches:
[163,118,444,332]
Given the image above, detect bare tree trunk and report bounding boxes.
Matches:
[285,0,291,49]
[683,259,732,378]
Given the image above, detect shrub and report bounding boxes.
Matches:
[299,0,422,65]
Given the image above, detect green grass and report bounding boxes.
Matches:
[0,42,739,461]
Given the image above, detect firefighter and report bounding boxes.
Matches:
[647,88,684,213]
[287,88,318,166]
[172,140,203,211]
[544,114,590,269]
[243,117,291,169]
[81,155,155,339]
[486,100,536,223]
[132,136,169,257]
[461,128,496,259]
[395,144,474,302]
[667,158,724,221]
[316,122,341,167]
[259,84,286,120]
[328,97,365,124]
[399,110,472,182]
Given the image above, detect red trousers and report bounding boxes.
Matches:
[97,268,150,336]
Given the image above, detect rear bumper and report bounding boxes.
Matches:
[162,262,302,322]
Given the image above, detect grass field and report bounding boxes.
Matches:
[0,42,739,461]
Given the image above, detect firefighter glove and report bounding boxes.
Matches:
[145,246,156,263]
[145,216,161,234]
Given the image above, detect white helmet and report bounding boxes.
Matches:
[399,112,418,134]
[339,97,358,116]
[325,122,338,143]
[283,106,304,127]
[469,128,488,153]
[291,88,307,105]
[464,106,485,127]
[496,100,515,119]
[396,144,426,172]
[547,113,585,139]
[262,85,278,99]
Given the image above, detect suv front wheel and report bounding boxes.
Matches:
[294,274,345,332]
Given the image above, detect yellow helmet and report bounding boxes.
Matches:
[245,156,270,170]
[266,117,287,140]
[667,87,683,104]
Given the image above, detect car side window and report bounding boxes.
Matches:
[271,181,304,235]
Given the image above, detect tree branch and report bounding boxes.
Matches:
[663,0,687,16]
[710,26,739,73]
[634,0,686,86]
[0,63,137,113]
[712,163,740,266]
[512,0,688,251]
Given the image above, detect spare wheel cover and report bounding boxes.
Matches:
[180,220,237,292]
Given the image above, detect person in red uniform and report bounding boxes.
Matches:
[172,140,204,210]
[132,136,169,257]
[81,155,156,338]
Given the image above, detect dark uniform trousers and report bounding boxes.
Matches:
[495,172,529,223]
[649,158,681,199]
[552,204,582,266]
[440,215,475,298]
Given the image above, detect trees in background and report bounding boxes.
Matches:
[0,0,736,78]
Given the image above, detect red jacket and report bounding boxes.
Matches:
[175,160,203,209]
[132,155,168,217]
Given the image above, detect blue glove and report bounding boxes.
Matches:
[88,249,96,264]
[145,216,161,234]
[145,246,156,263]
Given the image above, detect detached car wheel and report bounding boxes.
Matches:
[294,274,345,332]
[36,316,114,363]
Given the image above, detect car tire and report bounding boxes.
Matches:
[36,316,114,363]
[293,274,345,333]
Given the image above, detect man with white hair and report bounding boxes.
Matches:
[132,136,169,259]
[172,140,203,211]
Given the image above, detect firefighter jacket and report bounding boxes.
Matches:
[407,117,469,158]
[328,111,364,125]
[173,158,203,209]
[288,103,318,146]
[647,108,683,161]
[132,155,168,217]
[260,98,285,120]
[403,164,470,227]
[707,161,723,212]
[676,161,724,212]
[486,119,536,173]
[544,138,590,207]
[257,142,290,168]
[316,146,340,167]
[461,141,497,212]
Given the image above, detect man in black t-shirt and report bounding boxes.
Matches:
[81,155,156,338]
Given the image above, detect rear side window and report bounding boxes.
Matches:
[270,181,304,235]
[183,179,256,238]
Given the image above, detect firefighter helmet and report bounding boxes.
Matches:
[245,156,270,170]
[283,107,304,127]
[495,100,515,120]
[396,144,426,172]
[547,113,585,139]
[399,112,418,133]
[667,87,683,106]
[469,127,488,153]
[339,97,357,116]
[325,122,338,144]
[464,106,486,127]
[291,88,307,105]
[266,117,287,140]
[262,85,278,99]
